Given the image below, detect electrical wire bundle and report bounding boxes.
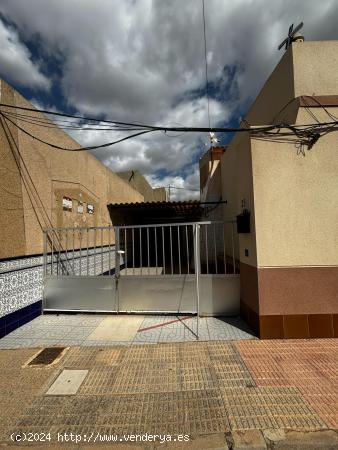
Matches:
[0,98,337,153]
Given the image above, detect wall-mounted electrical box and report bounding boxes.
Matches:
[236,209,250,233]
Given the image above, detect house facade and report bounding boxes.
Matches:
[201,40,338,338]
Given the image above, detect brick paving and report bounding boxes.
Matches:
[236,339,338,429]
[0,339,337,448]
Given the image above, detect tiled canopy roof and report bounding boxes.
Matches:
[107,200,207,225]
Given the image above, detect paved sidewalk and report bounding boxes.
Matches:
[0,339,337,448]
[0,314,255,348]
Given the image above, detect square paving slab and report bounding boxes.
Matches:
[46,369,88,395]
[87,316,145,341]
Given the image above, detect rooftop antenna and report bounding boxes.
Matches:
[209,132,218,146]
[278,22,304,51]
[203,131,219,148]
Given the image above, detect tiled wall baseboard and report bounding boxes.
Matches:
[241,301,338,339]
[0,300,42,338]
[0,249,118,338]
[0,256,44,321]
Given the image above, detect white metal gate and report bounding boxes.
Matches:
[43,221,240,316]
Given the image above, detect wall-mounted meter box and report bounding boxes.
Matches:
[236,209,250,233]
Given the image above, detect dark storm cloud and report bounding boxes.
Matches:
[0,0,337,196]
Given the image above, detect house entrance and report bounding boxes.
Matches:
[43,222,240,325]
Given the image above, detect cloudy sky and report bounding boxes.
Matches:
[0,0,337,200]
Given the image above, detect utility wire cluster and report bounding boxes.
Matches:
[0,97,337,153]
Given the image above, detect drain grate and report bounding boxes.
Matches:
[28,347,66,366]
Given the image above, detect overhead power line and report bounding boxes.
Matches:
[0,102,278,132]
[154,185,200,191]
[2,113,154,151]
[0,101,337,153]
[167,185,200,191]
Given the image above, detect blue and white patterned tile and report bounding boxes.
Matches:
[0,264,43,318]
[138,316,167,328]
[158,327,186,343]
[133,327,162,344]
[0,338,38,349]
[206,317,256,340]
[64,327,97,339]
[72,317,105,327]
[0,255,43,274]
[0,248,116,320]
[82,340,130,347]
[34,329,71,339]
[30,337,63,346]
[14,339,40,348]
[57,339,85,346]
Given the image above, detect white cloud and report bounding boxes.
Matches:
[68,97,229,191]
[1,0,337,117]
[0,0,337,198]
[146,170,200,201]
[0,19,50,90]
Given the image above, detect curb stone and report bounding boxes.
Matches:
[232,430,267,449]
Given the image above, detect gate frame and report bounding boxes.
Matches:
[42,220,239,341]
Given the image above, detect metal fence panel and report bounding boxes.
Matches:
[44,276,117,312]
[118,275,196,312]
[42,221,239,321]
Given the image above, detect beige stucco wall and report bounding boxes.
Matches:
[0,80,144,259]
[221,132,257,267]
[117,171,166,202]
[293,41,338,97]
[245,41,338,127]
[220,41,338,270]
[245,46,296,125]
[0,82,26,258]
[252,106,338,267]
[153,187,167,201]
[248,41,338,268]
[200,150,223,203]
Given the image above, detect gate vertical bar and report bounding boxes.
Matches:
[65,229,69,275]
[115,226,120,313]
[194,224,200,340]
[51,231,54,276]
[231,222,235,274]
[132,227,135,275]
[162,226,165,275]
[72,228,75,275]
[108,227,111,275]
[214,222,218,274]
[155,227,158,275]
[222,224,227,274]
[170,226,173,274]
[185,225,190,274]
[87,228,90,275]
[177,226,181,275]
[124,227,128,275]
[79,229,82,276]
[101,228,104,275]
[43,230,47,279]
[93,229,96,275]
[147,227,150,275]
[139,228,142,275]
[42,230,47,314]
[205,225,209,274]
